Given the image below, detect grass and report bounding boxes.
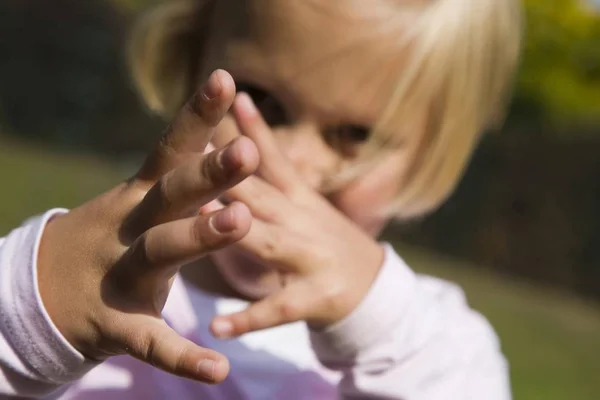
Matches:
[0,136,127,231]
[1,136,599,399]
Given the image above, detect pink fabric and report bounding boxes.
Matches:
[0,210,511,399]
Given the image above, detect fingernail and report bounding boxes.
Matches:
[209,208,236,234]
[197,359,216,381]
[212,319,234,339]
[202,71,222,101]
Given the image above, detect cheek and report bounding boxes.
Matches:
[331,187,392,236]
[329,160,403,237]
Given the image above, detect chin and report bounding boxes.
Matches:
[211,250,284,300]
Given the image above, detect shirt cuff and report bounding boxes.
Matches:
[310,243,417,364]
[6,209,100,384]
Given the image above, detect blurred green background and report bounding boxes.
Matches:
[1,0,599,399]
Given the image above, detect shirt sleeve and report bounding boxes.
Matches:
[310,244,511,400]
[0,210,100,399]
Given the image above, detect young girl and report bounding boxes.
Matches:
[0,0,522,398]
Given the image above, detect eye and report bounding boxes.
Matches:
[336,125,370,143]
[235,82,289,127]
[324,125,371,158]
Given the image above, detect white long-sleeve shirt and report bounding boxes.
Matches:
[0,210,511,399]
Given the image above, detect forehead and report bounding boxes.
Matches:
[206,0,410,125]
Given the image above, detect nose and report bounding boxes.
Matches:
[272,122,341,191]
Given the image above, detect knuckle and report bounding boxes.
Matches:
[282,185,308,204]
[155,174,175,212]
[200,151,225,188]
[125,232,154,270]
[136,327,187,375]
[74,313,121,359]
[190,217,209,247]
[262,208,281,223]
[143,333,159,367]
[257,230,282,261]
[138,232,157,267]
[157,126,178,156]
[170,345,188,376]
[277,300,301,323]
[240,182,283,223]
[125,326,154,361]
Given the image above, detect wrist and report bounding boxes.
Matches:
[308,240,385,330]
[37,213,75,347]
[5,209,99,384]
[310,244,417,358]
[38,212,111,362]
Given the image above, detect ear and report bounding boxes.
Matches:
[127,0,216,119]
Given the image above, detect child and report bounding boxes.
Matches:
[0,0,522,398]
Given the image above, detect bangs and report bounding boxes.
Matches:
[328,0,522,218]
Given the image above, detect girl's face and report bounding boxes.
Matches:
[199,0,425,297]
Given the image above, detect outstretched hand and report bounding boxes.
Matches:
[37,70,257,383]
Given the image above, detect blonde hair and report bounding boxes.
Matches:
[128,0,212,116]
[128,0,523,219]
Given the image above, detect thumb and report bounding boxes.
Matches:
[123,318,230,384]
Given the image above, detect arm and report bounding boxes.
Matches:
[310,244,511,400]
[0,210,98,398]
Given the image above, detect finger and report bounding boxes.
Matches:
[124,202,251,277]
[236,218,318,273]
[223,175,293,223]
[198,198,225,216]
[233,93,302,194]
[137,69,236,183]
[124,317,229,383]
[128,136,258,232]
[210,281,314,338]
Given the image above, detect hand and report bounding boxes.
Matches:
[37,70,259,383]
[210,93,385,338]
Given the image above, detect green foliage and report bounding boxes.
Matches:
[518,0,600,126]
[0,0,161,156]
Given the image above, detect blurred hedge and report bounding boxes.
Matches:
[1,0,599,152]
[0,0,161,155]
